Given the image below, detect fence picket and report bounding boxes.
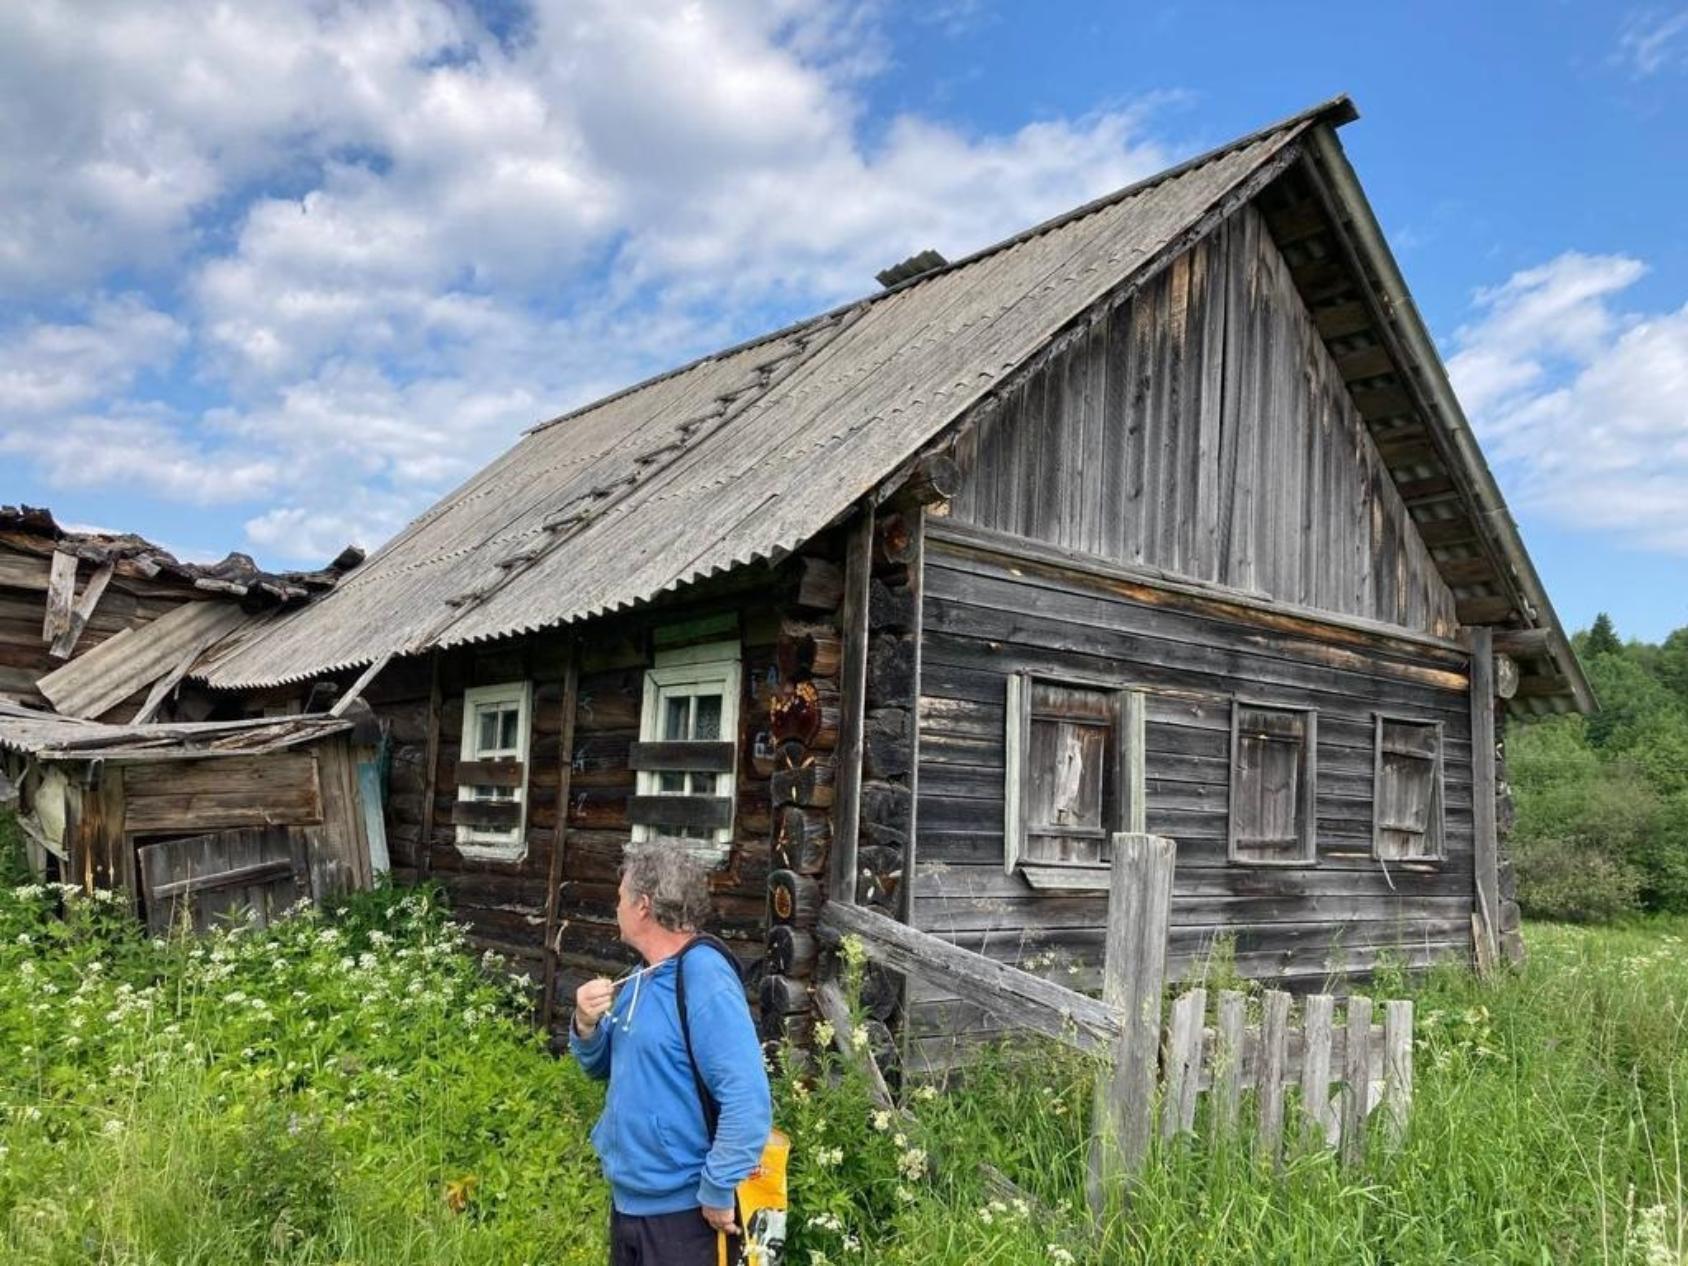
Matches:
[1341,995,1373,1166]
[1383,999,1414,1150]
[1299,994,1337,1147]
[1255,990,1291,1164]
[1212,990,1246,1137]
[1160,988,1204,1139]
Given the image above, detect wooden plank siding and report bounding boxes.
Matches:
[905,538,1474,1071]
[945,202,1456,639]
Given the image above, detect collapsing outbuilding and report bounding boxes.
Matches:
[0,704,386,931]
[15,96,1592,1068]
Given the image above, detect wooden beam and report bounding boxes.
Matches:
[1492,628,1552,658]
[449,799,522,829]
[1435,557,1498,586]
[626,795,733,832]
[455,759,525,787]
[1264,201,1329,247]
[1515,672,1571,699]
[627,740,735,773]
[1312,300,1373,340]
[329,652,393,717]
[1415,519,1476,548]
[41,551,78,643]
[1468,626,1500,972]
[817,899,1119,1052]
[48,562,114,659]
[418,654,443,880]
[1335,344,1394,382]
[1456,595,1514,625]
[830,501,874,904]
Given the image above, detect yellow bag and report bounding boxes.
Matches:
[734,1129,789,1266]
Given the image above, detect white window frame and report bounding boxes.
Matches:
[1227,700,1319,867]
[632,639,741,849]
[1372,713,1445,863]
[454,680,533,862]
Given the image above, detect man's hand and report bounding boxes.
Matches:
[701,1204,738,1235]
[573,978,614,1038]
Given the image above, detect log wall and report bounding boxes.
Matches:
[944,202,1457,638]
[907,538,1474,1072]
[372,588,787,1010]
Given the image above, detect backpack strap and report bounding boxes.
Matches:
[673,933,741,1144]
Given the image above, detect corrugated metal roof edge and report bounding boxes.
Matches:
[520,94,1359,441]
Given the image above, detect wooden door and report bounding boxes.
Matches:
[136,826,310,935]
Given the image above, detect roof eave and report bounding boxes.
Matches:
[1304,124,1595,715]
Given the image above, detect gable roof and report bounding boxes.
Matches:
[195,95,1588,714]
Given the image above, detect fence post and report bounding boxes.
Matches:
[1086,831,1175,1219]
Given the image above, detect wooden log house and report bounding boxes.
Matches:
[160,96,1587,1057]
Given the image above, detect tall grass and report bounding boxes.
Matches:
[1,815,1684,1263]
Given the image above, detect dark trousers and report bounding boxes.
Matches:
[610,1207,740,1266]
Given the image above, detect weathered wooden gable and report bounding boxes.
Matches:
[945,200,1457,637]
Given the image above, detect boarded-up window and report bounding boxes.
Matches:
[1229,703,1317,864]
[453,680,532,861]
[1373,716,1444,861]
[1005,676,1144,883]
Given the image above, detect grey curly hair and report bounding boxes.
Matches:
[620,840,712,932]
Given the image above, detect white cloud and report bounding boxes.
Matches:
[1449,252,1688,554]
[1618,8,1688,75]
[0,0,1183,562]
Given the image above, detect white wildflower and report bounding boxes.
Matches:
[871,1110,893,1133]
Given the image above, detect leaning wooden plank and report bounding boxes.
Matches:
[1340,995,1372,1167]
[815,980,894,1108]
[132,630,223,725]
[48,562,114,659]
[817,900,1119,1052]
[329,651,394,717]
[39,601,249,719]
[1211,990,1247,1137]
[1161,988,1207,1139]
[1255,990,1291,1165]
[41,551,77,642]
[1299,994,1336,1148]
[149,858,296,902]
[1382,1000,1413,1151]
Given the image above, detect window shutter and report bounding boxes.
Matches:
[1373,717,1444,861]
[1229,703,1316,864]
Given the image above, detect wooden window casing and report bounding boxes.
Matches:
[1004,674,1145,885]
[1373,715,1445,862]
[454,680,533,861]
[1228,702,1318,866]
[632,638,740,857]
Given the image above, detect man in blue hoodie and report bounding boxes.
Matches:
[571,841,772,1265]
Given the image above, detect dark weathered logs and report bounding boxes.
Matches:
[866,634,915,708]
[860,779,913,836]
[770,679,841,750]
[760,973,811,1015]
[862,707,912,779]
[768,925,818,978]
[748,729,778,779]
[768,869,822,927]
[862,1017,899,1078]
[868,577,917,632]
[795,557,845,611]
[774,805,831,875]
[857,844,903,906]
[1494,653,1520,700]
[874,513,917,569]
[770,752,836,809]
[776,621,843,681]
[890,453,961,509]
[758,1010,815,1048]
[860,965,901,1022]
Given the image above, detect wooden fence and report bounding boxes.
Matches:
[819,831,1418,1219]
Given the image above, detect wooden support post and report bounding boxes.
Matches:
[417,655,443,879]
[1340,995,1372,1167]
[1086,831,1176,1216]
[1468,626,1501,972]
[830,501,874,904]
[539,638,579,1030]
[1255,990,1291,1165]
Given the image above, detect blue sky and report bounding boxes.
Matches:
[1,1,1684,641]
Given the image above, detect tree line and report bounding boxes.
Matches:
[1509,614,1688,921]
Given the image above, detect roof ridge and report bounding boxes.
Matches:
[523,94,1356,441]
